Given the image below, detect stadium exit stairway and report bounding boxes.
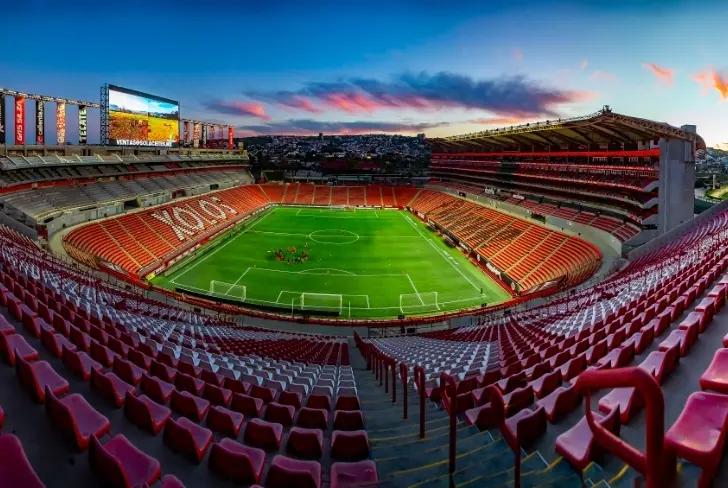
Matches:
[351,347,588,487]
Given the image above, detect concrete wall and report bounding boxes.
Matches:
[658,128,696,235]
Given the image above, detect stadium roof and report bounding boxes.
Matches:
[429,106,706,152]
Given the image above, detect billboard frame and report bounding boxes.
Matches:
[100,83,180,148]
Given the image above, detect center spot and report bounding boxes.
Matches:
[308,229,359,244]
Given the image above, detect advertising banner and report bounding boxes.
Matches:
[14,96,25,145]
[228,126,234,149]
[56,102,66,145]
[36,100,45,145]
[0,95,5,144]
[193,122,201,148]
[78,105,88,144]
[107,85,179,147]
[202,125,208,147]
[183,120,190,145]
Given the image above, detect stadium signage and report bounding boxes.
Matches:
[56,102,66,144]
[0,94,5,144]
[35,100,44,145]
[14,96,25,145]
[150,196,238,241]
[78,105,87,144]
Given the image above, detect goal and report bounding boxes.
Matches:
[399,291,439,314]
[300,292,343,313]
[209,280,247,301]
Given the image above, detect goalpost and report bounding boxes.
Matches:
[399,291,439,314]
[209,280,247,301]
[300,292,343,313]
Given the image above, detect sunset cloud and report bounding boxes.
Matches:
[642,63,674,85]
[693,68,728,100]
[203,100,271,120]
[237,119,446,136]
[591,70,618,82]
[249,71,590,118]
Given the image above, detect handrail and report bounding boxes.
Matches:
[574,367,674,488]
[391,359,397,403]
[440,372,458,475]
[414,366,426,439]
[400,363,408,419]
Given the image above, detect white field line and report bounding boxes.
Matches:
[405,273,425,305]
[171,210,274,284]
[401,213,481,292]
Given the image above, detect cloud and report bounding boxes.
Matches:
[693,68,728,100]
[512,48,524,62]
[203,100,271,120]
[642,63,674,85]
[468,116,532,126]
[580,59,589,71]
[248,71,590,118]
[591,70,618,82]
[237,119,446,136]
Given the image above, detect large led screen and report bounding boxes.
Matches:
[107,85,179,147]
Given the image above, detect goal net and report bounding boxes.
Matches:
[300,292,343,313]
[399,291,439,314]
[209,280,247,301]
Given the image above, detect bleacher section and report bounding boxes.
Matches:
[0,224,375,488]
[360,204,728,486]
[430,151,657,241]
[408,190,601,293]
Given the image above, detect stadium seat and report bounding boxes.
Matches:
[16,355,70,403]
[331,430,370,461]
[90,369,135,408]
[330,460,378,488]
[140,374,175,404]
[556,408,621,470]
[62,346,101,381]
[124,392,171,435]
[230,392,264,417]
[202,383,232,407]
[700,349,728,393]
[206,405,244,437]
[0,434,45,488]
[287,427,324,459]
[164,416,213,463]
[266,455,321,488]
[296,407,329,430]
[208,438,265,484]
[46,388,111,451]
[113,357,144,386]
[598,387,643,424]
[1,334,38,366]
[244,418,284,451]
[89,434,161,488]
[170,389,210,423]
[265,401,296,426]
[333,410,365,430]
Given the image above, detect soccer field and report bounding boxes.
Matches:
[151,206,511,319]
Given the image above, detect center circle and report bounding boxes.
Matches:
[308,229,359,245]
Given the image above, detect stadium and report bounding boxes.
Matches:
[1,9,728,483]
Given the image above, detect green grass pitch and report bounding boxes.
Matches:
[151,206,511,319]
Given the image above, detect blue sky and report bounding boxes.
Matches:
[2,0,727,144]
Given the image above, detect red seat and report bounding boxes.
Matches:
[307,394,331,410]
[331,430,370,461]
[503,385,533,417]
[170,389,210,422]
[160,474,184,488]
[90,369,135,408]
[334,395,360,411]
[598,387,643,424]
[1,333,39,366]
[530,370,561,399]
[223,377,250,394]
[266,455,321,488]
[700,348,728,393]
[536,383,582,423]
[555,407,621,470]
[659,326,697,357]
[664,392,728,488]
[90,341,116,368]
[296,407,329,430]
[127,349,152,371]
[287,427,324,459]
[203,383,232,407]
[46,388,111,451]
[333,410,365,430]
[113,357,144,386]
[279,390,303,408]
[150,360,176,383]
[16,355,70,403]
[230,392,264,417]
[40,329,76,358]
[140,374,175,404]
[250,384,277,403]
[0,315,15,336]
[330,460,378,488]
[62,347,101,381]
[244,418,284,451]
[208,438,265,484]
[0,434,44,488]
[163,416,213,463]
[694,300,715,328]
[504,405,547,450]
[265,401,296,426]
[207,404,244,437]
[90,434,161,488]
[175,372,205,396]
[124,393,171,435]
[638,345,679,385]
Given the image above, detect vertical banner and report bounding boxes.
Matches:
[56,102,66,145]
[183,120,190,145]
[202,124,208,147]
[36,100,45,145]
[78,105,88,144]
[14,96,25,145]
[193,122,201,148]
[0,95,5,144]
[228,126,234,149]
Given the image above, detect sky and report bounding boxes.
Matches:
[1,0,727,145]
